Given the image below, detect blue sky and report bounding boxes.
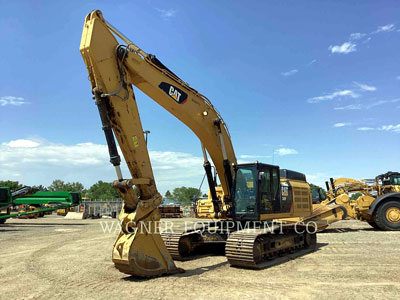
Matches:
[0,0,399,193]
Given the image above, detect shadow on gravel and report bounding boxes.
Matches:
[121,261,229,282]
[177,261,229,277]
[120,243,329,281]
[316,242,328,249]
[0,228,25,232]
[321,227,376,233]
[3,223,88,227]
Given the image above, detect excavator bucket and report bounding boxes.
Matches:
[112,226,183,277]
[111,187,183,277]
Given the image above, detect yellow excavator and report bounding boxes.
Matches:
[312,172,400,231]
[80,10,335,277]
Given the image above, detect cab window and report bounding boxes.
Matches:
[259,168,280,213]
[233,167,257,214]
[392,176,400,185]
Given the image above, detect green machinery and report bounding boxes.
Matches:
[0,186,81,224]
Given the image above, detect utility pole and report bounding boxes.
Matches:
[143,130,150,145]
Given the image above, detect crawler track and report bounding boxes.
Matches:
[161,222,226,260]
[161,229,206,260]
[225,224,317,269]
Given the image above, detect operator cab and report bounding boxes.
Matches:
[70,192,82,205]
[311,188,326,204]
[232,163,281,221]
[377,171,400,186]
[0,187,11,208]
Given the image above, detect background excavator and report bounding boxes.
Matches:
[79,10,344,278]
[311,172,400,231]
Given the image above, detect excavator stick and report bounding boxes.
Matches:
[80,10,182,277]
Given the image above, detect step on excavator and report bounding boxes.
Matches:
[80,10,324,277]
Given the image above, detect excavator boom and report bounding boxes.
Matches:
[80,10,237,277]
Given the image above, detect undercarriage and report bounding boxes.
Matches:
[161,220,317,269]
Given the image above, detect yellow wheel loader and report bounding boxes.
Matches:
[312,172,400,231]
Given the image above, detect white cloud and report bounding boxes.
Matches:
[357,122,400,133]
[274,148,298,156]
[281,69,298,76]
[366,98,400,109]
[362,37,372,44]
[0,96,28,106]
[239,154,271,160]
[379,124,400,133]
[349,32,366,40]
[307,173,339,187]
[156,8,177,19]
[334,104,362,110]
[357,127,374,131]
[333,122,351,128]
[308,90,359,103]
[366,100,387,109]
[353,82,376,91]
[4,139,40,148]
[0,138,206,194]
[329,42,357,54]
[307,59,317,66]
[373,24,395,33]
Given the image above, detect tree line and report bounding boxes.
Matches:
[165,187,207,205]
[0,179,118,200]
[0,180,205,204]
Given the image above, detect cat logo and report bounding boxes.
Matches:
[158,82,188,104]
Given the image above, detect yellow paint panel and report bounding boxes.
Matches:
[132,136,139,148]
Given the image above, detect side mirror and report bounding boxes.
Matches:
[258,172,265,181]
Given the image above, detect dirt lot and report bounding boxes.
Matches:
[0,216,399,300]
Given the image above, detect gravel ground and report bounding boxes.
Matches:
[0,216,399,300]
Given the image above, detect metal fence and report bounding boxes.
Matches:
[80,200,122,218]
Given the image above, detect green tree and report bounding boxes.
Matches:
[165,190,172,198]
[0,180,23,192]
[48,180,66,191]
[66,182,85,193]
[309,183,325,191]
[171,187,201,205]
[309,184,327,197]
[32,185,48,191]
[86,180,119,200]
[350,192,363,200]
[48,180,85,193]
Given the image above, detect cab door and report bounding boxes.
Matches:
[259,166,281,214]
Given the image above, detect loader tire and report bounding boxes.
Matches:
[375,201,400,231]
[367,221,380,230]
